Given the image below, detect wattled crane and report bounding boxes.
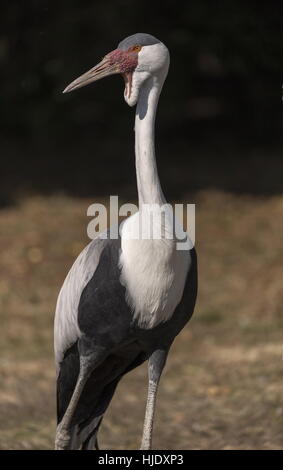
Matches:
[54,33,197,450]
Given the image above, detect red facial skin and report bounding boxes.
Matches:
[106,49,139,98]
[107,49,139,73]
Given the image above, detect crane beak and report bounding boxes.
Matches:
[63,57,119,93]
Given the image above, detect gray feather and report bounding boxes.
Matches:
[54,231,120,370]
[118,33,160,50]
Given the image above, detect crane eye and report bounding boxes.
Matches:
[128,45,142,52]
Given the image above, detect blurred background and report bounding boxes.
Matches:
[0,0,283,449]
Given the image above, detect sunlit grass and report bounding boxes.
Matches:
[0,190,283,449]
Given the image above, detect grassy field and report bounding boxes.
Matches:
[0,190,282,450]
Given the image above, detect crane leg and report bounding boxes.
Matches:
[55,350,105,450]
[140,348,168,450]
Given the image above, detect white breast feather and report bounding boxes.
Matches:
[120,208,190,328]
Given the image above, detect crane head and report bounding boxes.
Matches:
[63,33,169,106]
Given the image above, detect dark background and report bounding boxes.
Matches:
[1,1,283,205]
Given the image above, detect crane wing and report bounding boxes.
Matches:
[54,231,119,372]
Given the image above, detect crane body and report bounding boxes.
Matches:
[54,33,197,450]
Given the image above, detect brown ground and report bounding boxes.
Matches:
[0,190,282,450]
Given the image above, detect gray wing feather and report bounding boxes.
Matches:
[54,232,112,371]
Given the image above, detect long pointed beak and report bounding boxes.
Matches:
[63,56,119,93]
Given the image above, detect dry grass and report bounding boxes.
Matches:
[0,190,282,449]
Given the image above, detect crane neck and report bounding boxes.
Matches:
[135,76,166,207]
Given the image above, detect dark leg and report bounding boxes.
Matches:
[140,348,168,450]
[80,377,121,450]
[55,349,106,450]
[81,419,103,450]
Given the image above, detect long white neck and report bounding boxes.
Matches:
[135,76,166,207]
